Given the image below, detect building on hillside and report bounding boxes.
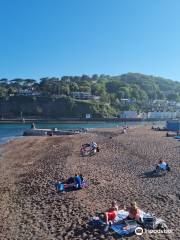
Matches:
[71,92,100,100]
[121,99,136,104]
[120,111,138,118]
[153,100,168,104]
[147,111,177,119]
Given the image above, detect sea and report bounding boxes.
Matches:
[0,121,164,144]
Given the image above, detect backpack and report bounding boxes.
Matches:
[143,216,156,229]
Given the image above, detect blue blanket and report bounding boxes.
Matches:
[111,222,140,236]
[111,210,139,235]
[107,210,150,236]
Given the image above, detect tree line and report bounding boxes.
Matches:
[0,73,180,114]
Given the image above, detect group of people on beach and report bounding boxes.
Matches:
[55,136,170,234]
[105,201,140,225]
[56,141,99,192]
[80,141,99,156]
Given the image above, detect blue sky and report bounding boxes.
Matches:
[0,0,180,81]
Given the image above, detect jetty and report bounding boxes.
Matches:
[23,126,87,136]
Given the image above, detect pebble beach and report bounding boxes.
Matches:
[0,126,180,240]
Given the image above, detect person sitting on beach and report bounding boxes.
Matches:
[31,122,36,129]
[91,142,97,150]
[79,174,84,182]
[90,142,98,154]
[123,128,127,134]
[156,160,170,172]
[105,200,119,225]
[125,201,141,222]
[75,174,82,189]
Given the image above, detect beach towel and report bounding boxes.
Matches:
[111,210,152,236]
[111,221,140,236]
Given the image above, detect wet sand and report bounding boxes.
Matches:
[0,127,180,240]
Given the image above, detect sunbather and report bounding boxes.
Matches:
[125,202,141,222]
[156,160,170,172]
[105,200,119,225]
[80,145,85,156]
[55,176,77,192]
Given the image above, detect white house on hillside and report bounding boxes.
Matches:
[147,111,177,119]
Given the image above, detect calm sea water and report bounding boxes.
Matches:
[0,121,163,144]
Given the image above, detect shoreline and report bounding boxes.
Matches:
[0,122,165,145]
[0,122,162,145]
[0,118,170,124]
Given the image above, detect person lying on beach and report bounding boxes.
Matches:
[156,160,170,172]
[55,176,78,192]
[105,200,119,225]
[80,145,85,156]
[80,144,92,156]
[125,201,141,222]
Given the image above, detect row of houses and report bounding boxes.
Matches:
[152,100,180,107]
[120,111,180,119]
[11,91,101,100]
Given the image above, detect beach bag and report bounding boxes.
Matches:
[143,216,156,229]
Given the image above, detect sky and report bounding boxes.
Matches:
[0,0,180,81]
